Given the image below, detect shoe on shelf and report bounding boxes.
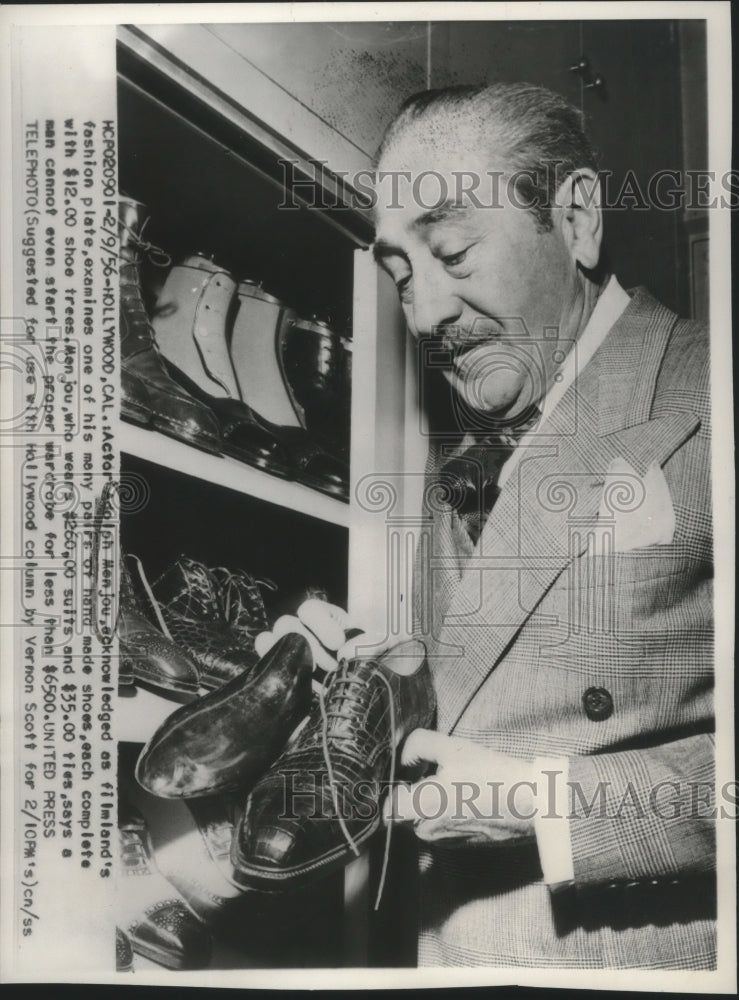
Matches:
[152,253,241,401]
[160,356,295,479]
[270,425,349,502]
[92,484,200,698]
[118,798,212,971]
[209,566,274,640]
[119,555,201,697]
[136,793,246,923]
[119,196,222,455]
[281,314,351,463]
[152,555,262,690]
[136,633,313,799]
[229,638,435,891]
[116,927,134,972]
[229,280,349,501]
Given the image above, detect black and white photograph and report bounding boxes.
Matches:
[0,3,734,991]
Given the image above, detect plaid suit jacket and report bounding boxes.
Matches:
[414,288,715,968]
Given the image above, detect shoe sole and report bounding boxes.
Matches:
[130,938,201,971]
[295,472,349,503]
[133,670,200,699]
[121,402,152,427]
[220,442,293,480]
[150,416,222,456]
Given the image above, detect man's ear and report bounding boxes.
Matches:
[554,168,602,270]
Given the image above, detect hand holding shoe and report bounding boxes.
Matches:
[383,730,537,847]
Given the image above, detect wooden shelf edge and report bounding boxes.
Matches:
[119,422,351,528]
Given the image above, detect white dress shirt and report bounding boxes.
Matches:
[498,274,631,491]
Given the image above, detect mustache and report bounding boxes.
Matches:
[419,323,502,361]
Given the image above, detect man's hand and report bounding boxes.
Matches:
[254,599,392,673]
[384,729,537,847]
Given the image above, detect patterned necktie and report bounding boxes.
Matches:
[439,406,541,545]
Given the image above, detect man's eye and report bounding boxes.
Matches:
[396,275,413,301]
[441,248,470,267]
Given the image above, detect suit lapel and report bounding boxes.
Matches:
[429,288,701,734]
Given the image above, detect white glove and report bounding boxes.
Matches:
[254,599,391,673]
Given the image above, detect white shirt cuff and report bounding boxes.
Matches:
[532,756,575,891]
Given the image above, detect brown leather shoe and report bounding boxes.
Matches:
[153,556,262,689]
[135,633,312,799]
[230,638,435,890]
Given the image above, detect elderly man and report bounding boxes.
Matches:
[262,83,715,969]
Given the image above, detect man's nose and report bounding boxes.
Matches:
[410,270,463,338]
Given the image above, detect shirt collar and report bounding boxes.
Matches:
[495,275,631,491]
[539,274,631,421]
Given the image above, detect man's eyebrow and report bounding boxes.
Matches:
[372,201,470,261]
[413,201,470,230]
[371,239,402,263]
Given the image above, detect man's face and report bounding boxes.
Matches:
[373,127,584,419]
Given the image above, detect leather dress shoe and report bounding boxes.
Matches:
[267,423,349,502]
[210,566,273,640]
[161,358,295,478]
[153,556,261,689]
[152,253,241,400]
[119,556,200,696]
[118,800,212,970]
[116,927,134,972]
[281,315,350,463]
[162,371,349,500]
[121,368,153,427]
[92,484,199,696]
[140,795,245,923]
[230,638,435,890]
[119,197,222,455]
[136,633,312,798]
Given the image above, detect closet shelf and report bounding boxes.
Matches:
[120,422,351,528]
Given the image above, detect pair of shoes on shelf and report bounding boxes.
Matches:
[101,487,274,699]
[118,797,212,970]
[119,196,349,502]
[93,484,201,697]
[136,634,436,896]
[151,555,274,691]
[154,252,351,497]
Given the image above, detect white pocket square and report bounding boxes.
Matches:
[594,457,675,552]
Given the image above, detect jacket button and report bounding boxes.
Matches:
[582,687,613,721]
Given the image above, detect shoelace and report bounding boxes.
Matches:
[128,554,173,641]
[166,559,220,623]
[211,567,276,628]
[316,666,397,911]
[121,216,172,269]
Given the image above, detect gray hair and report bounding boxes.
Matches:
[375,82,599,232]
